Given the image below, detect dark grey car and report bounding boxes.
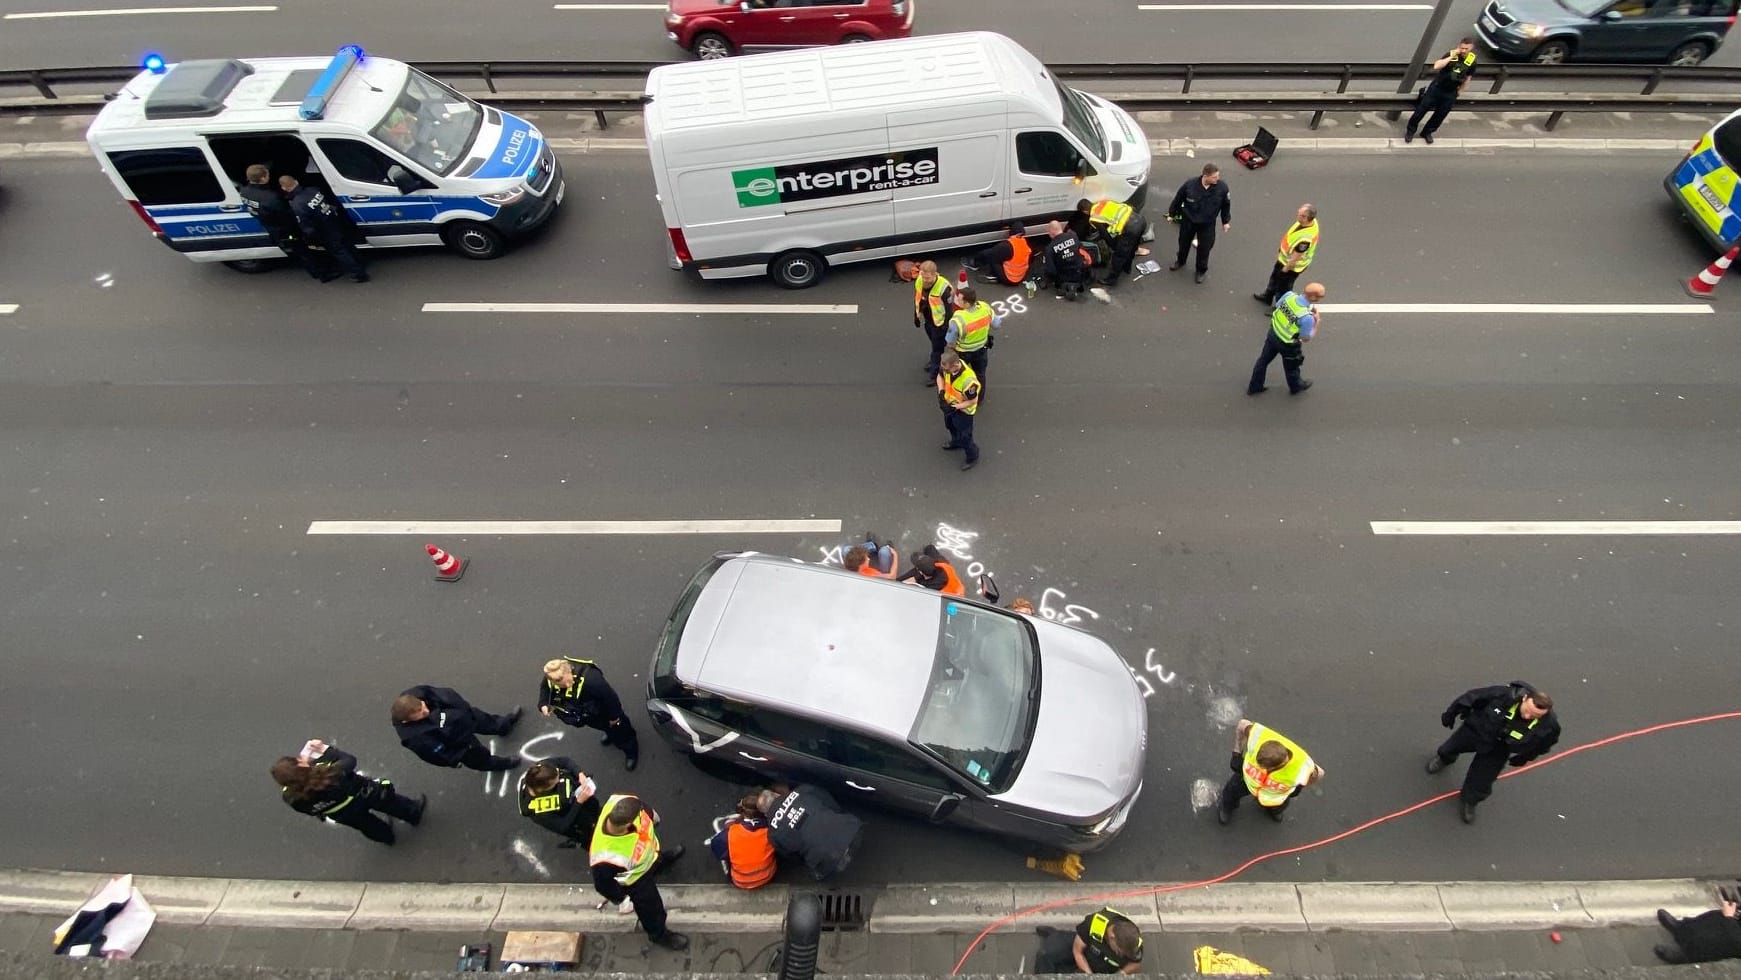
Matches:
[645,552,1148,852]
[1475,0,1737,64]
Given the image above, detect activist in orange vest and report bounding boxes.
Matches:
[844,545,896,579]
[707,794,777,889]
[897,545,967,595]
[963,221,1034,285]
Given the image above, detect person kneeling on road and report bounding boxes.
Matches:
[1043,220,1090,301]
[706,793,778,889]
[1033,906,1144,974]
[758,783,864,882]
[962,221,1033,286]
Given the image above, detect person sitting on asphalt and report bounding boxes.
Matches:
[706,794,778,889]
[1655,899,1741,964]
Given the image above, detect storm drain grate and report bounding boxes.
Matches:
[818,891,867,931]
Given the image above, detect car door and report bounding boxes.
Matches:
[313,137,441,245]
[1011,129,1096,225]
[1587,0,1679,58]
[823,728,972,825]
[810,0,871,41]
[740,0,821,48]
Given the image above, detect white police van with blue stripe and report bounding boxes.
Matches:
[87,47,564,270]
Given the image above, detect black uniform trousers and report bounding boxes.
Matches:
[1407,88,1458,138]
[556,705,639,762]
[454,707,521,771]
[920,319,949,377]
[1176,220,1218,274]
[269,232,337,280]
[1033,928,1079,973]
[623,850,683,939]
[1433,723,1511,804]
[327,779,421,845]
[1257,262,1301,304]
[943,409,979,464]
[313,232,367,280]
[1102,216,1148,286]
[1218,752,1301,814]
[959,346,989,386]
[1248,329,1306,394]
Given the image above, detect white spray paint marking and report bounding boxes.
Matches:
[1131,647,1179,699]
[1207,695,1244,728]
[1190,778,1222,812]
[484,732,566,796]
[1038,587,1101,627]
[934,523,988,579]
[511,837,553,879]
[817,543,845,565]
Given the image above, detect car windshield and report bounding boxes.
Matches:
[1557,0,1609,15]
[653,556,725,693]
[908,602,1037,794]
[1049,73,1107,161]
[1714,115,1741,168]
[371,69,483,176]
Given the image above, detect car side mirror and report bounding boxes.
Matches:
[930,794,964,822]
[386,165,421,195]
[1601,8,1622,18]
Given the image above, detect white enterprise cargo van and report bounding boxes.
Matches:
[87,47,563,270]
[643,32,1152,288]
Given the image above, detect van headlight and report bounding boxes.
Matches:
[1127,168,1149,188]
[481,187,526,206]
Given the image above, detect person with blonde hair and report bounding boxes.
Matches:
[540,656,640,771]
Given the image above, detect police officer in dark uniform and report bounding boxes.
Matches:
[270,738,425,845]
[1033,906,1144,974]
[518,756,602,848]
[540,657,640,771]
[239,164,338,281]
[391,684,523,772]
[757,783,864,881]
[1427,680,1559,824]
[279,174,369,282]
[1405,37,1478,144]
[1043,219,1089,301]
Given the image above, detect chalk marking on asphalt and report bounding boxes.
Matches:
[1140,3,1431,9]
[1372,521,1741,535]
[4,4,274,17]
[511,838,552,879]
[1319,302,1711,314]
[422,302,857,315]
[307,519,843,535]
[0,304,17,315]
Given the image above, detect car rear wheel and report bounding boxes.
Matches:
[770,249,827,289]
[1529,39,1573,63]
[222,259,275,274]
[841,33,873,44]
[692,32,734,59]
[1667,40,1711,65]
[441,221,506,260]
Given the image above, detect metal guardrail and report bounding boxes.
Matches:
[3,60,1737,130]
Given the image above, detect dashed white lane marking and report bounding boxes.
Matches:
[552,3,667,7]
[307,519,843,535]
[1373,521,1741,535]
[4,4,274,17]
[1318,303,1711,315]
[422,302,857,315]
[1140,3,1431,9]
[0,305,17,315]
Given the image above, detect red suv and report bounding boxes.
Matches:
[665,0,915,60]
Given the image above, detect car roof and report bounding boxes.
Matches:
[676,554,944,741]
[88,54,406,138]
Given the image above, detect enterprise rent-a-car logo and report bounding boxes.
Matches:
[732,148,940,208]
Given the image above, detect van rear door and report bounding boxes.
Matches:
[102,144,261,253]
[886,111,1005,237]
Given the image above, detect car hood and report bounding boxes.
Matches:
[992,620,1147,820]
[1491,0,1585,23]
[671,0,737,14]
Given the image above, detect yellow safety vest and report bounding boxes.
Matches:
[1084,907,1142,971]
[1240,722,1313,807]
[950,302,994,352]
[1270,291,1312,343]
[914,276,949,325]
[590,793,660,886]
[1277,220,1320,270]
[544,656,598,702]
[944,365,981,416]
[1089,199,1134,235]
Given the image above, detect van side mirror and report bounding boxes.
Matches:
[930,794,964,822]
[386,165,421,195]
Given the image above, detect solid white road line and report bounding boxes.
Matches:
[307,520,843,535]
[1318,303,1712,315]
[4,4,274,17]
[1372,521,1741,535]
[422,302,857,315]
[0,305,17,315]
[1140,4,1431,9]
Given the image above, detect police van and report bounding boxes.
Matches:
[1666,107,1741,251]
[86,47,564,271]
[644,32,1153,288]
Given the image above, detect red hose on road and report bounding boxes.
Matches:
[949,709,1741,975]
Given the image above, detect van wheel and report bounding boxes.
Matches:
[841,33,873,44]
[442,221,506,260]
[692,32,733,59]
[1529,39,1573,63]
[770,249,827,289]
[1667,40,1710,65]
[222,259,276,274]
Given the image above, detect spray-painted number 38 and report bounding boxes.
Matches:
[989,295,1028,318]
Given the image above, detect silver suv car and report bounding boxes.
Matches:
[646,552,1147,852]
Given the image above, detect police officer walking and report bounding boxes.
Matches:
[590,794,689,951]
[1405,38,1478,144]
[540,657,641,771]
[391,684,523,772]
[279,175,369,282]
[1217,718,1325,824]
[270,738,425,845]
[1248,281,1325,396]
[518,757,601,848]
[936,351,983,471]
[945,286,1001,384]
[1254,204,1321,305]
[1168,164,1232,283]
[239,164,338,282]
[912,260,956,384]
[1033,906,1144,974]
[1428,681,1559,823]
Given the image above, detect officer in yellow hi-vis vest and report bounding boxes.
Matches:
[1217,718,1325,825]
[1429,681,1560,824]
[1254,204,1320,305]
[590,794,689,950]
[936,350,983,471]
[518,756,600,848]
[1034,906,1145,974]
[912,260,956,384]
[945,286,1003,384]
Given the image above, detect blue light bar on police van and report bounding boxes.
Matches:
[298,45,365,121]
[142,53,167,74]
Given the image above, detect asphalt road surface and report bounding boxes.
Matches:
[2,0,1737,75]
[0,148,1737,889]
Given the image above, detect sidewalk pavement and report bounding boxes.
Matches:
[2,869,1731,975]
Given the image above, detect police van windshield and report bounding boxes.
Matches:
[371,70,483,177]
[1048,73,1107,161]
[909,603,1037,794]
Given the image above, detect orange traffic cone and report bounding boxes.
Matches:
[425,543,467,582]
[958,268,969,286]
[1684,245,1739,299]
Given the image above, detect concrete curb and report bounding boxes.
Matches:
[1,869,1725,935]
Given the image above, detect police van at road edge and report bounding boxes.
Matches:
[86,47,565,271]
[1666,107,1741,251]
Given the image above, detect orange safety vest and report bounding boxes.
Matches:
[1002,235,1032,283]
[726,822,777,889]
[856,562,895,580]
[914,275,949,325]
[936,558,966,597]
